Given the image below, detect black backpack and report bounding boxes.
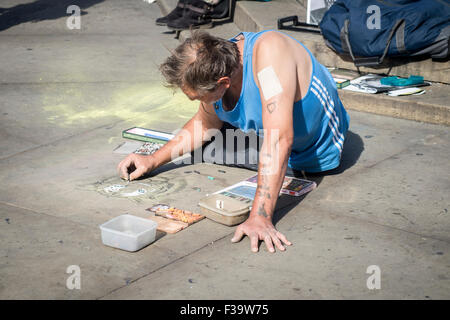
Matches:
[319,0,450,67]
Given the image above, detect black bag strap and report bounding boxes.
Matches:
[277,15,321,34]
[342,19,405,69]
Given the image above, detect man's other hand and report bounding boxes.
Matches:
[231,215,292,253]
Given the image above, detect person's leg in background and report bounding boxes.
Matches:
[155,0,187,26]
[156,0,232,30]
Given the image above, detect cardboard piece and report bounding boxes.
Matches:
[147,215,188,234]
[147,204,205,225]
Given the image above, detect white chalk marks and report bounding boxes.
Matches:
[87,175,188,203]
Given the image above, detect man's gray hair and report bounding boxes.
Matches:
[159,30,241,93]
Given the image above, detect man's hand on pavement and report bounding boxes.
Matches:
[117,153,155,181]
[231,215,292,253]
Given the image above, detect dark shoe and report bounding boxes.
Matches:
[155,0,186,26]
[208,0,231,20]
[167,0,213,30]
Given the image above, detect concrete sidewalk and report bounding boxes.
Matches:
[0,0,449,299]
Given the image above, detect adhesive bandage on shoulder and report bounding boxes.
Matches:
[257,66,283,101]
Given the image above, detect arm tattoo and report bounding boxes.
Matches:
[257,184,270,190]
[257,203,268,218]
[266,102,277,114]
[256,169,271,217]
[258,189,271,199]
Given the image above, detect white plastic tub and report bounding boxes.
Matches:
[100,214,157,252]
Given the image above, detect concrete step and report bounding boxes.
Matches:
[338,78,450,126]
[155,0,450,126]
[234,0,450,84]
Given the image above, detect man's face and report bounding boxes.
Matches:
[181,81,229,105]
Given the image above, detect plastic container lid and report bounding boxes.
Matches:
[198,194,250,217]
[99,214,157,252]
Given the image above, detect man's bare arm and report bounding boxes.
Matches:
[232,33,297,252]
[151,101,223,168]
[118,101,222,180]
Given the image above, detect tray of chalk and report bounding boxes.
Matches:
[146,204,205,234]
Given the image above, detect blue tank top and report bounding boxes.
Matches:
[213,30,350,173]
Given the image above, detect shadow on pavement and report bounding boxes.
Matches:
[128,130,364,229]
[0,0,104,31]
[316,130,364,176]
[273,130,364,225]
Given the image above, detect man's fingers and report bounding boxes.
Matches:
[117,159,126,176]
[276,231,292,246]
[263,234,275,253]
[250,233,259,253]
[116,160,123,174]
[129,166,146,181]
[269,231,285,251]
[119,157,132,180]
[231,227,245,243]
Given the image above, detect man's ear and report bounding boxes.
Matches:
[217,76,231,89]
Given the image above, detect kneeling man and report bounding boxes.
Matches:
[118,30,350,253]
